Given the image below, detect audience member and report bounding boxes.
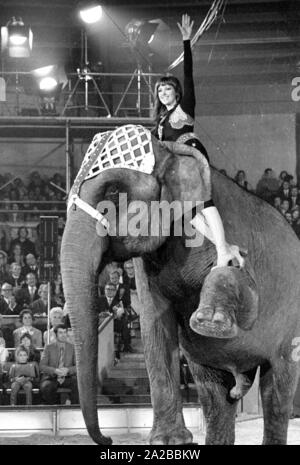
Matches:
[280,199,290,216]
[9,227,36,258]
[98,283,132,354]
[43,307,64,345]
[273,196,282,211]
[6,262,23,290]
[51,273,65,307]
[40,324,78,405]
[0,250,10,285]
[0,228,9,253]
[278,180,291,202]
[256,168,280,203]
[21,253,39,281]
[234,170,253,191]
[0,314,14,348]
[109,270,130,308]
[30,283,57,317]
[0,283,22,315]
[9,345,39,406]
[16,272,39,307]
[123,260,140,317]
[290,187,300,210]
[8,243,25,267]
[19,332,41,363]
[13,309,43,348]
[0,336,9,368]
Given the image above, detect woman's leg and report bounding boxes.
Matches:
[23,381,33,405]
[191,206,245,268]
[10,381,21,405]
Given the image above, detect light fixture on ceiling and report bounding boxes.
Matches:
[1,17,33,58]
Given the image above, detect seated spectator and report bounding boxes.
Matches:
[31,283,57,317]
[280,199,290,216]
[13,309,43,348]
[123,260,141,319]
[0,250,10,285]
[256,168,280,203]
[0,314,14,348]
[43,307,64,345]
[285,212,293,226]
[290,186,300,210]
[278,180,291,202]
[98,282,132,354]
[9,226,36,258]
[8,243,25,267]
[0,228,9,253]
[51,273,65,307]
[0,336,9,369]
[98,261,123,295]
[278,170,289,186]
[16,272,39,307]
[273,196,282,211]
[234,170,253,191]
[19,332,41,363]
[21,253,39,281]
[0,283,22,315]
[9,345,39,405]
[109,269,130,308]
[40,324,78,405]
[6,262,23,290]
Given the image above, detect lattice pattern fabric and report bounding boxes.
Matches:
[81,124,155,181]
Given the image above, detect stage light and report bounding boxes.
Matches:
[78,2,102,24]
[125,19,160,48]
[1,17,33,58]
[39,76,58,91]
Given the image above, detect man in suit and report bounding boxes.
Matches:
[0,282,22,315]
[97,282,132,354]
[40,324,78,404]
[16,272,39,307]
[21,254,39,281]
[109,270,131,308]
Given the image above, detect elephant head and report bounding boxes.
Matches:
[60,125,209,444]
[189,264,259,338]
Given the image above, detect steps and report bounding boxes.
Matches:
[98,320,199,405]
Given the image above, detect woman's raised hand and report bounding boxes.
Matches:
[177,13,194,41]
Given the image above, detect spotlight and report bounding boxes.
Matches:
[125,19,159,48]
[31,64,67,115]
[1,17,33,58]
[78,1,102,24]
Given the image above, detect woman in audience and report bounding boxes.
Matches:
[234,170,253,191]
[13,309,43,348]
[8,243,24,267]
[43,306,64,345]
[51,273,65,307]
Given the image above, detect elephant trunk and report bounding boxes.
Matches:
[61,207,111,444]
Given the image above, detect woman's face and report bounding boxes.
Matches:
[22,313,33,327]
[51,312,63,327]
[157,84,177,108]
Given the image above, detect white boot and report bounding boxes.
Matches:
[190,207,245,268]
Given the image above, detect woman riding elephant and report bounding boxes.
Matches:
[153,14,244,269]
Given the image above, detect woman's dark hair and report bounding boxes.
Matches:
[18,226,29,238]
[19,309,34,323]
[153,75,182,122]
[234,170,246,182]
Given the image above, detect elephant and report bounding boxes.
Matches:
[61,124,300,445]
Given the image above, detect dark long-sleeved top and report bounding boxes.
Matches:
[155,40,195,142]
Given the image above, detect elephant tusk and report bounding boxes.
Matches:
[68,194,110,231]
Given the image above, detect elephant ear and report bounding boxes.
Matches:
[235,262,259,331]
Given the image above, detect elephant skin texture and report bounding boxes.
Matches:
[61,132,300,445]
